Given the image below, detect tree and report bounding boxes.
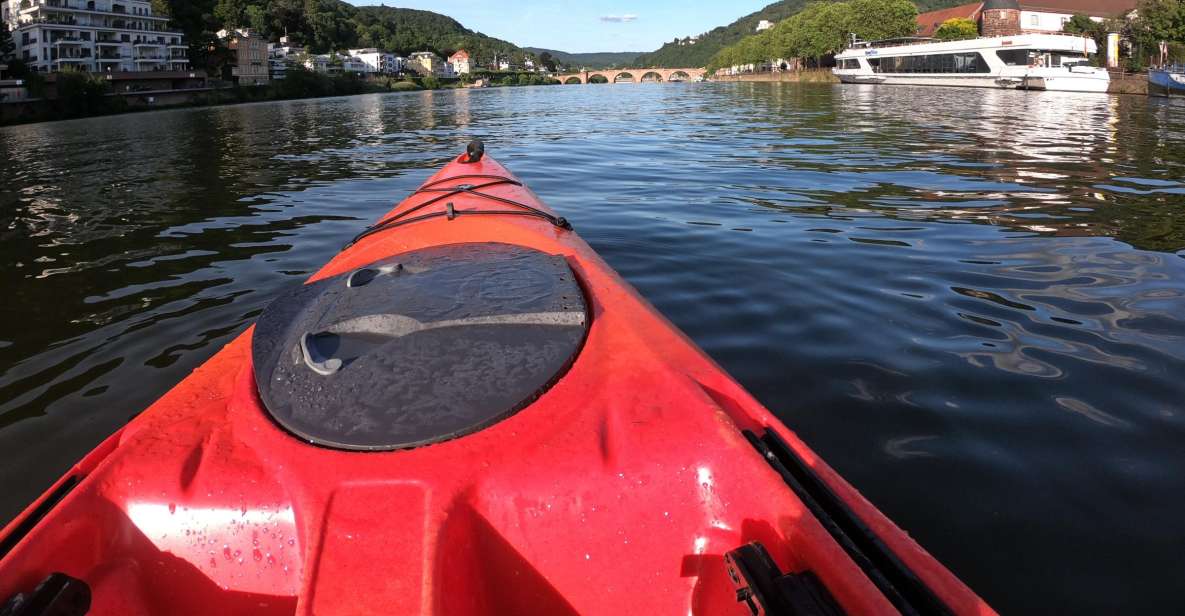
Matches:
[214,0,249,28]
[935,17,979,41]
[1062,14,1109,51]
[0,22,15,64]
[1125,0,1185,68]
[538,51,557,72]
[845,0,918,42]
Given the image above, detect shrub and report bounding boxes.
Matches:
[55,68,111,117]
[934,18,979,41]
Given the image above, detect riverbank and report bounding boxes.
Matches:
[713,68,1151,95]
[0,72,561,127]
[712,70,839,84]
[1108,71,1148,95]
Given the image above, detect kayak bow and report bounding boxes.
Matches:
[0,143,994,616]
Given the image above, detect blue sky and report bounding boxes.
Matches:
[347,1,773,53]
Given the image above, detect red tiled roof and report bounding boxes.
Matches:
[916,2,983,37]
[448,50,470,61]
[1017,0,1136,17]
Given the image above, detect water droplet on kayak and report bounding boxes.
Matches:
[584,553,590,560]
[168,502,176,514]
[222,546,232,560]
[267,553,276,566]
[253,548,263,562]
[287,538,295,546]
[209,558,217,568]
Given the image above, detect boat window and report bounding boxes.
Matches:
[997,49,1091,67]
[872,52,989,74]
[997,49,1030,65]
[839,58,860,69]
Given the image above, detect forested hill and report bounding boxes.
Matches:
[523,48,641,69]
[632,0,970,68]
[154,0,526,70]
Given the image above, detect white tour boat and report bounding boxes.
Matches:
[833,34,1110,93]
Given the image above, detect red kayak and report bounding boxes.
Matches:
[0,143,994,616]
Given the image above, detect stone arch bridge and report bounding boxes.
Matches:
[555,68,706,84]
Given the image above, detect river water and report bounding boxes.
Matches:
[2,83,1184,613]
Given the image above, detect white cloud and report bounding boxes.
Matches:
[600,14,638,23]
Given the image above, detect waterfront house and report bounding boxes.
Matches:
[339,53,370,75]
[218,28,269,86]
[410,51,452,77]
[267,38,308,80]
[916,0,1138,38]
[448,50,471,75]
[350,49,402,75]
[304,54,331,74]
[1,0,189,73]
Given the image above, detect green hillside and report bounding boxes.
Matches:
[523,48,641,70]
[154,0,528,71]
[633,0,972,68]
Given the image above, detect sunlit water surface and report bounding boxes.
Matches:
[2,83,1184,613]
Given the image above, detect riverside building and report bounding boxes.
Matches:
[350,49,403,75]
[1,0,189,73]
[218,28,268,85]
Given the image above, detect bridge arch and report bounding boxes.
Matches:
[554,68,704,85]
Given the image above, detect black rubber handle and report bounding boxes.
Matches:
[465,139,485,163]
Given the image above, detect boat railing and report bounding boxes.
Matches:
[847,37,936,50]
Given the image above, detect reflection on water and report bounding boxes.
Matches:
[2,84,1184,614]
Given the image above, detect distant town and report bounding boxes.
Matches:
[0,0,590,124]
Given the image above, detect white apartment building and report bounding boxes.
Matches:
[304,54,331,74]
[268,41,305,80]
[339,53,368,75]
[1,0,188,73]
[349,48,403,75]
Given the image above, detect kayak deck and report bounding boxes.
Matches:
[0,149,993,615]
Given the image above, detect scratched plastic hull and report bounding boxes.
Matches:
[0,149,995,615]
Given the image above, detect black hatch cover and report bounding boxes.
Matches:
[252,243,588,451]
